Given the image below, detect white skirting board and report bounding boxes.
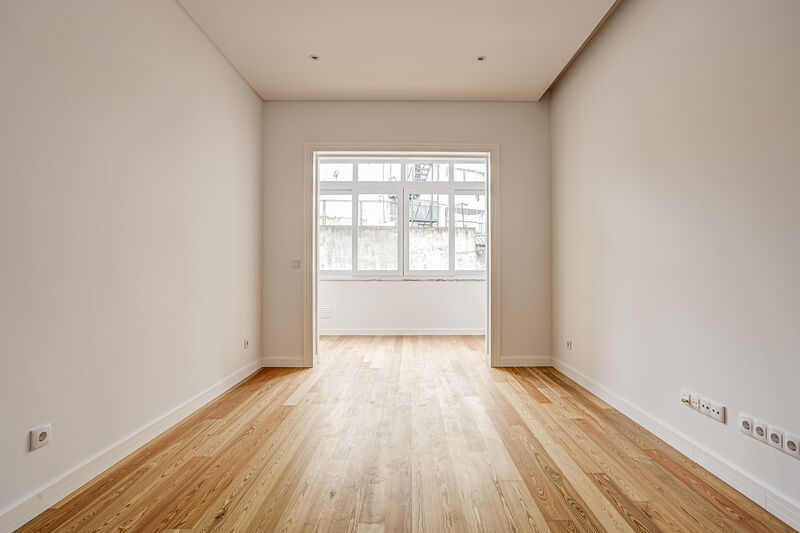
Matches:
[261,356,308,368]
[319,328,485,336]
[0,359,262,533]
[552,358,800,531]
[496,355,553,367]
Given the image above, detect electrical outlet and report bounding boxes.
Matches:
[684,392,724,423]
[699,397,712,417]
[767,427,784,450]
[565,340,573,350]
[689,394,700,410]
[243,339,249,349]
[708,401,725,423]
[30,423,51,451]
[739,413,753,435]
[784,433,800,458]
[680,389,691,405]
[753,420,768,442]
[739,414,799,459]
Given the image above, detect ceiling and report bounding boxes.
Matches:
[177,0,618,101]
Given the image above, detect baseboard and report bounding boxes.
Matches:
[497,354,552,367]
[319,328,486,336]
[552,358,800,530]
[0,358,262,533]
[261,356,308,368]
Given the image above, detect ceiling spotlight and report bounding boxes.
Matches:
[476,55,486,62]
[309,54,320,61]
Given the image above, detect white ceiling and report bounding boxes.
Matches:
[177,0,618,101]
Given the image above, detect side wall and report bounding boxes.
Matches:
[262,101,551,363]
[551,0,800,522]
[0,0,263,523]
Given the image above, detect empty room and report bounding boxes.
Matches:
[1,0,799,531]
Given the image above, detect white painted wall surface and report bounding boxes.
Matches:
[318,280,486,335]
[0,0,262,519]
[262,101,551,364]
[551,0,800,517]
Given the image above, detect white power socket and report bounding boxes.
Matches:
[741,415,800,460]
[680,389,691,405]
[709,401,725,423]
[699,397,712,417]
[690,394,700,410]
[30,423,51,451]
[767,427,784,450]
[753,420,768,442]
[681,390,725,424]
[784,433,800,458]
[739,413,754,435]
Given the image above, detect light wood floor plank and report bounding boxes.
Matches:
[16,336,794,533]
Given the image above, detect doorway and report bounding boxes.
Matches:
[302,145,500,367]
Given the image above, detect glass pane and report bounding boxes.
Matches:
[455,194,486,270]
[358,194,398,270]
[358,162,401,182]
[406,162,449,182]
[454,161,487,182]
[409,193,449,270]
[319,161,353,181]
[318,195,352,270]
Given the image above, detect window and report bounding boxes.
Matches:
[319,161,353,182]
[407,161,449,182]
[408,193,449,270]
[358,193,398,270]
[455,194,486,270]
[318,194,352,270]
[317,153,487,279]
[358,161,401,182]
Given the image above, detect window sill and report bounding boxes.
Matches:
[319,277,486,282]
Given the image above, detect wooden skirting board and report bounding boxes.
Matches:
[12,336,797,532]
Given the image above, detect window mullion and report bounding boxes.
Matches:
[449,190,455,274]
[449,161,455,274]
[399,162,406,277]
[403,183,409,277]
[351,163,359,274]
[318,182,352,191]
[453,183,486,193]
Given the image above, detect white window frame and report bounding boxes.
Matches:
[318,153,487,280]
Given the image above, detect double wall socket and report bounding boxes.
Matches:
[739,413,800,460]
[681,389,725,423]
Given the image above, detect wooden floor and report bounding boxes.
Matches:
[19,336,793,532]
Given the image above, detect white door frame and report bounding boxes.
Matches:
[302,143,501,367]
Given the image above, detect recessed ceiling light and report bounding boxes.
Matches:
[309,54,320,61]
[476,55,486,62]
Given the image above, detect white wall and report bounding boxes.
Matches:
[262,101,551,363]
[319,280,485,335]
[551,0,800,517]
[0,0,263,519]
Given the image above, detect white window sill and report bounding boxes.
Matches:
[319,276,486,282]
